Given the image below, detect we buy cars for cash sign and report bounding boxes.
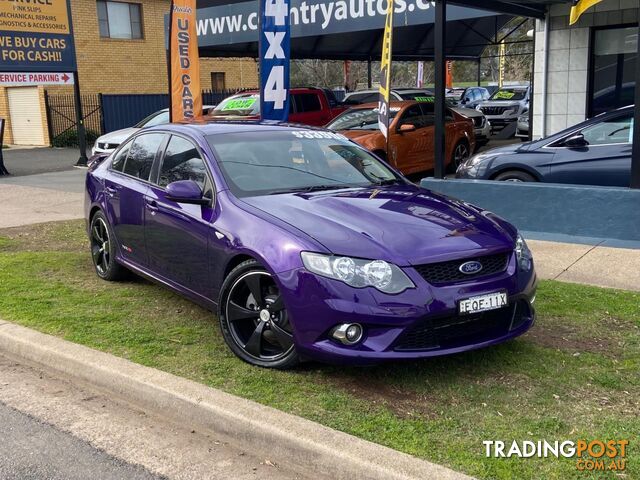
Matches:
[0,0,77,72]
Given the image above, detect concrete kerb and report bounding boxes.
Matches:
[0,321,472,480]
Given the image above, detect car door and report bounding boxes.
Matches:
[548,112,632,186]
[391,104,434,173]
[103,133,165,268]
[144,134,216,299]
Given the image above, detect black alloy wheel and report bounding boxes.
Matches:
[219,260,299,369]
[89,211,128,281]
[450,141,471,172]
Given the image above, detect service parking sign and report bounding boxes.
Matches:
[259,0,290,122]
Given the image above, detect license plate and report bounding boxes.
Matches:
[458,291,508,315]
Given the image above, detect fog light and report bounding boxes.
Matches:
[331,323,364,345]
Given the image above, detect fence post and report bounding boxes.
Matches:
[44,90,54,148]
[98,93,105,135]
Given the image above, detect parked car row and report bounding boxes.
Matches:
[92,86,632,187]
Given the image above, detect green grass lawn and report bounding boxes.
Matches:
[0,220,637,480]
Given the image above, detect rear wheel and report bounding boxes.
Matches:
[89,211,128,281]
[218,260,299,369]
[494,170,536,182]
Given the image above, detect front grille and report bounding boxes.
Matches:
[414,252,510,285]
[473,116,486,128]
[394,300,530,351]
[480,106,510,116]
[98,142,118,150]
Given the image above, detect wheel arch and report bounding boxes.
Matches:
[489,165,542,182]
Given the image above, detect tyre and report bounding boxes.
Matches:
[494,170,536,182]
[218,260,299,369]
[448,141,471,173]
[89,210,128,281]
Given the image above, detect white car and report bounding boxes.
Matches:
[92,106,215,155]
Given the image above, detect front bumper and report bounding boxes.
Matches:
[277,254,537,364]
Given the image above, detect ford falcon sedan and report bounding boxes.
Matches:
[85,122,536,369]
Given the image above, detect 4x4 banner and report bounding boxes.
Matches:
[259,0,290,122]
[0,0,77,72]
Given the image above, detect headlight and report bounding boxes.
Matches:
[301,252,414,294]
[465,152,496,167]
[515,234,533,272]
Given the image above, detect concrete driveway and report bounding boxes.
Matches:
[1,146,87,177]
[0,169,85,228]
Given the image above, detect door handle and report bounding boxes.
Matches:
[105,186,118,197]
[144,198,159,214]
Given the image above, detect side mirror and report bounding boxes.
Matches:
[564,133,588,149]
[166,180,210,206]
[399,124,416,133]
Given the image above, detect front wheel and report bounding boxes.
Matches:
[494,170,536,182]
[448,141,471,173]
[218,260,299,369]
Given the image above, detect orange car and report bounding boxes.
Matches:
[326,101,475,175]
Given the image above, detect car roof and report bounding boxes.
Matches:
[143,120,324,137]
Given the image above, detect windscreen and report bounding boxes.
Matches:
[207,130,400,197]
[211,94,260,116]
[326,108,399,131]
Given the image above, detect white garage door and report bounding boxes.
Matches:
[7,87,45,146]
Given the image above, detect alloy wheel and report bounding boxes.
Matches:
[225,271,294,361]
[453,143,470,169]
[91,217,111,275]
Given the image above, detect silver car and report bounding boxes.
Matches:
[477,86,530,133]
[516,111,529,141]
[92,106,215,155]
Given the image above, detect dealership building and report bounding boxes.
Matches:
[533,0,638,138]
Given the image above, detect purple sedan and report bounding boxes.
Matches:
[85,122,537,369]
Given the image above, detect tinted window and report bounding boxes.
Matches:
[590,27,636,116]
[158,136,208,188]
[123,134,164,180]
[399,105,429,128]
[344,92,378,105]
[580,114,633,146]
[327,107,399,131]
[295,93,322,113]
[111,141,131,172]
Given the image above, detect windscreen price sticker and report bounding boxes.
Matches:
[259,0,290,122]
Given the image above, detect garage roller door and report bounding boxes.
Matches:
[7,87,45,146]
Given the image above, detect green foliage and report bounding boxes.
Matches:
[52,129,100,148]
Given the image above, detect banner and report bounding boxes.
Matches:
[378,0,394,138]
[0,0,76,72]
[446,60,453,89]
[570,0,602,25]
[259,0,290,121]
[498,40,506,88]
[416,61,424,88]
[169,0,202,122]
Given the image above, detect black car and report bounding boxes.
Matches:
[456,105,633,187]
[446,87,491,109]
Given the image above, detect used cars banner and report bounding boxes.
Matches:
[259,0,290,122]
[169,0,203,122]
[377,0,393,138]
[0,0,76,72]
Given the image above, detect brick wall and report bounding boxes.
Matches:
[64,0,257,95]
